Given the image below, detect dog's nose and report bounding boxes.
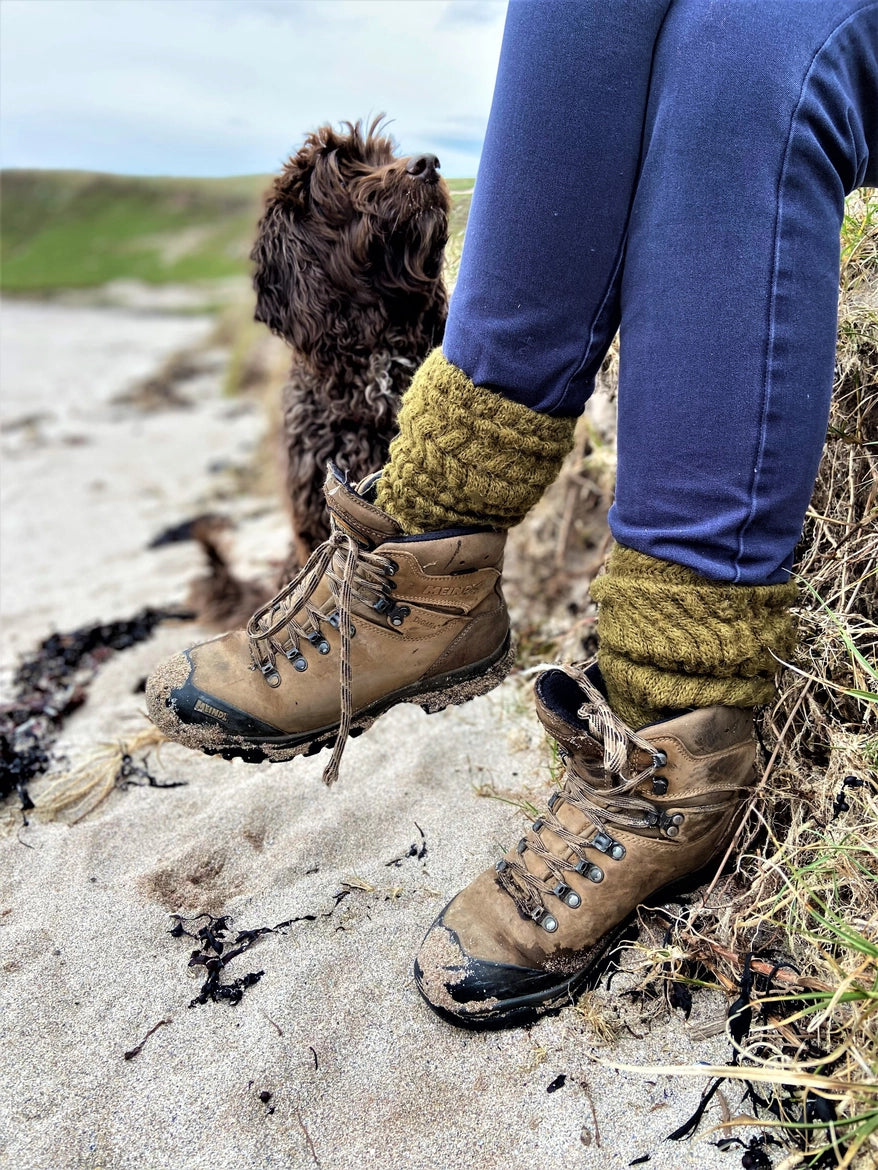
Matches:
[406,154,441,182]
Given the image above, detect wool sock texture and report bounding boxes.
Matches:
[591,545,798,728]
[375,349,576,532]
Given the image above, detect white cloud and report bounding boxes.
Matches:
[0,0,506,176]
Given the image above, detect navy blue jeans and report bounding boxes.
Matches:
[443,0,878,584]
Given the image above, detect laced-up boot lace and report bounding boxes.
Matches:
[495,665,731,932]
[246,527,403,785]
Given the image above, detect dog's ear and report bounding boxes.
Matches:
[251,192,335,356]
[250,195,302,340]
[250,132,334,340]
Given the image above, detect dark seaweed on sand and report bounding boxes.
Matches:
[0,608,175,806]
[171,912,320,1008]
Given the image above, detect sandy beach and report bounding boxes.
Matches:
[1,299,758,1170]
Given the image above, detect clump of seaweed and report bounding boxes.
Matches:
[0,608,175,811]
[170,910,327,1008]
[171,914,269,1008]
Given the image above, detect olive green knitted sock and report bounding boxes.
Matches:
[375,349,576,532]
[591,545,798,728]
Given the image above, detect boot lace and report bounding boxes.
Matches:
[495,664,723,932]
[247,527,405,785]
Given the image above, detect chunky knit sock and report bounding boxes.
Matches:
[591,545,798,728]
[375,349,576,532]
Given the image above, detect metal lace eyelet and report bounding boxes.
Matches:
[282,645,307,669]
[258,663,281,687]
[384,559,398,576]
[574,858,604,883]
[552,882,581,909]
[495,859,509,872]
[652,775,669,796]
[389,604,410,628]
[373,596,393,614]
[591,831,625,861]
[308,632,330,655]
[516,838,528,854]
[532,818,545,833]
[662,811,685,838]
[652,749,668,768]
[531,907,558,933]
[329,612,356,637]
[591,832,612,853]
[548,791,562,812]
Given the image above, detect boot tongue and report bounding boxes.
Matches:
[323,464,403,548]
[534,667,620,791]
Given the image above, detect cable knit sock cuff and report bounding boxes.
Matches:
[375,349,576,533]
[591,545,798,728]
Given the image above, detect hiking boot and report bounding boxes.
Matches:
[146,465,514,784]
[414,662,758,1028]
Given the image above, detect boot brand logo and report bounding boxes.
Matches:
[426,583,483,597]
[195,699,228,722]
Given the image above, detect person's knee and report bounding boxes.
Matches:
[649,0,877,188]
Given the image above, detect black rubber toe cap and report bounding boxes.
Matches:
[413,909,624,1031]
[148,650,285,739]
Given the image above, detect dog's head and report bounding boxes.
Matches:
[251,117,451,360]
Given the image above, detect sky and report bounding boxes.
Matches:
[0,0,507,178]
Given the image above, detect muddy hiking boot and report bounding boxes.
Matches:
[414,662,758,1029]
[146,465,514,784]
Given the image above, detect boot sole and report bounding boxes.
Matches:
[199,632,517,765]
[415,857,723,1031]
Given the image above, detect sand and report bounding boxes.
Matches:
[0,300,759,1170]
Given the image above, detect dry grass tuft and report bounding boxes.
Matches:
[20,726,169,827]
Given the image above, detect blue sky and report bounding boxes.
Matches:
[0,0,507,178]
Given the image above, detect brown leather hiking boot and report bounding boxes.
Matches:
[414,662,758,1028]
[146,465,514,784]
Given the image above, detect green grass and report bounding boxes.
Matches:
[1,170,268,292]
[0,169,474,295]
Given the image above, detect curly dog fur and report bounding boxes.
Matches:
[251,117,451,568]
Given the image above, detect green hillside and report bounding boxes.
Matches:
[0,170,474,294]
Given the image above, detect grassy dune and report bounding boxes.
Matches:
[0,170,474,294]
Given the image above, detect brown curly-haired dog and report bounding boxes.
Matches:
[251,117,451,569]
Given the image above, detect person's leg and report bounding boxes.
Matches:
[375,0,673,532]
[614,0,878,584]
[445,0,673,415]
[415,0,878,1028]
[595,0,878,727]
